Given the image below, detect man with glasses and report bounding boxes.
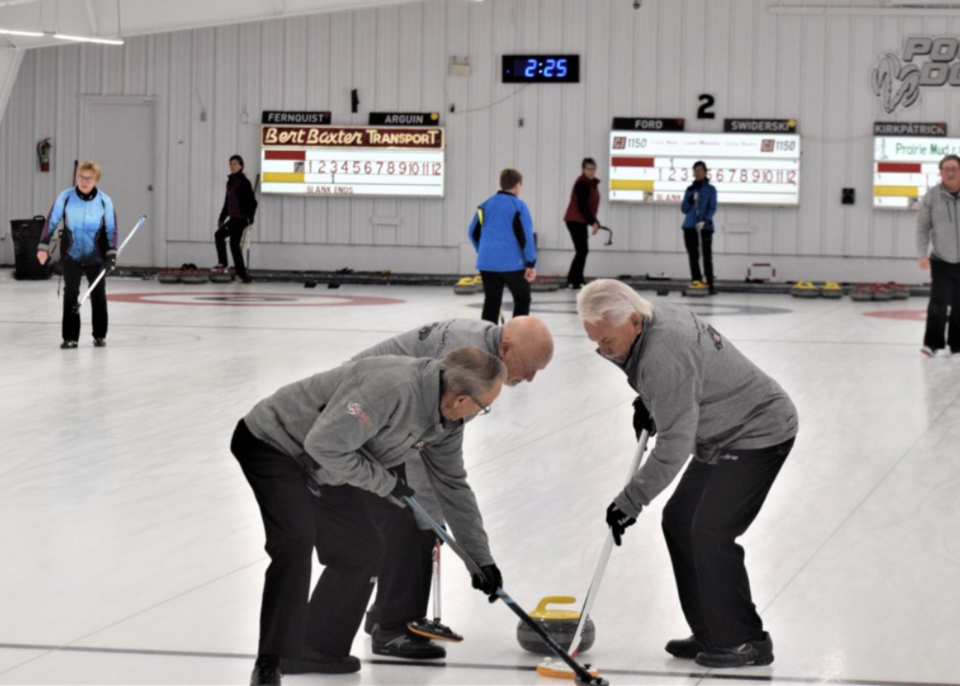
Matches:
[234,347,508,686]
[917,154,960,356]
[349,316,554,661]
[36,161,118,349]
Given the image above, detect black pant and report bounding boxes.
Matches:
[62,255,107,342]
[215,217,249,279]
[661,437,794,648]
[370,524,436,630]
[231,420,384,658]
[683,228,714,286]
[566,221,589,287]
[923,258,960,352]
[480,269,531,323]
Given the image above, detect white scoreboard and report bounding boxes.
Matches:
[260,125,445,197]
[873,137,960,209]
[608,132,801,206]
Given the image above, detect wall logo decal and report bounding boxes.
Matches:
[872,37,960,113]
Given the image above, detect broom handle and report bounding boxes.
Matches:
[569,430,650,659]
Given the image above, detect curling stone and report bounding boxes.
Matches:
[871,283,893,301]
[850,284,873,302]
[886,281,910,300]
[819,282,843,299]
[180,267,208,284]
[158,268,181,284]
[517,596,595,655]
[683,280,710,298]
[530,277,560,292]
[209,267,234,283]
[790,281,820,298]
[454,276,480,295]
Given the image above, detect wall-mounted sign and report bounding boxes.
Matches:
[260,125,445,197]
[261,111,331,125]
[724,118,797,134]
[369,112,440,126]
[872,37,960,114]
[873,121,946,137]
[612,117,685,131]
[608,131,801,206]
[501,55,580,83]
[873,135,960,209]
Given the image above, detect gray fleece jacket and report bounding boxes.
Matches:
[611,302,798,518]
[351,320,502,530]
[243,356,494,566]
[916,183,960,263]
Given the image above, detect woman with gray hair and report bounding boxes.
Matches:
[577,279,797,669]
[232,347,505,685]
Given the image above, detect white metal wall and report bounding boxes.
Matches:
[3,0,960,280]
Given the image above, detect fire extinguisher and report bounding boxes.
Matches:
[37,138,52,172]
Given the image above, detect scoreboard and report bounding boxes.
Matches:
[260,125,445,197]
[873,136,960,209]
[608,132,801,206]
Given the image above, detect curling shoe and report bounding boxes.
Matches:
[372,627,446,660]
[665,635,709,659]
[61,340,78,349]
[93,338,106,347]
[281,650,360,675]
[694,632,774,668]
[249,659,282,686]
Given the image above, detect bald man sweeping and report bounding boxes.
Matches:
[348,316,554,661]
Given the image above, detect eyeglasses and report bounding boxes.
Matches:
[942,166,960,173]
[77,175,96,183]
[467,394,492,415]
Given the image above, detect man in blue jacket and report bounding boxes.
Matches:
[681,161,718,295]
[37,161,118,349]
[468,169,537,323]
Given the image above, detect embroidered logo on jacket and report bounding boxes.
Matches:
[706,324,723,351]
[418,322,439,341]
[347,402,374,428]
[413,440,432,450]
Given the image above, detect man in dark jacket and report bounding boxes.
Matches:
[681,161,718,294]
[563,157,601,289]
[215,154,257,283]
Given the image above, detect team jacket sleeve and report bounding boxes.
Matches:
[916,192,933,259]
[302,385,397,497]
[419,424,495,567]
[519,202,536,267]
[468,208,481,249]
[615,362,701,517]
[103,195,118,249]
[39,191,69,249]
[681,187,696,214]
[702,186,718,223]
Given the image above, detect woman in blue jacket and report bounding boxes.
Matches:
[681,161,718,295]
[37,161,118,349]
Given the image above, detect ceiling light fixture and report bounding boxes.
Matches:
[0,27,45,37]
[53,33,124,45]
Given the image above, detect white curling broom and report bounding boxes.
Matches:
[537,429,651,680]
[74,215,147,313]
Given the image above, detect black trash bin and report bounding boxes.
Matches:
[11,216,51,280]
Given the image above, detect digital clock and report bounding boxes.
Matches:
[502,55,580,83]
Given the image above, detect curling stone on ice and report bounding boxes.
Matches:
[454,275,481,295]
[516,596,595,655]
[158,268,181,284]
[850,284,873,301]
[209,267,234,283]
[530,276,560,292]
[819,282,843,299]
[179,263,208,284]
[683,280,710,298]
[790,280,820,298]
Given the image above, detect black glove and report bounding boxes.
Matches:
[632,396,657,438]
[389,477,414,506]
[471,563,503,603]
[103,249,117,271]
[606,502,637,547]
